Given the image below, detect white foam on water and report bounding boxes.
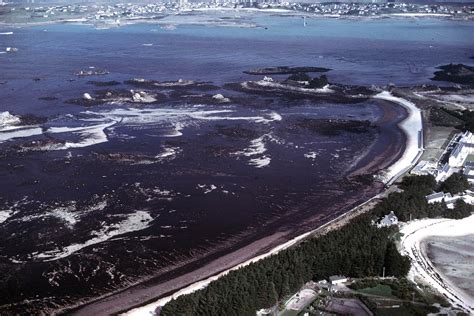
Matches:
[197,184,218,194]
[0,210,13,224]
[30,211,154,262]
[0,111,21,128]
[233,133,283,168]
[0,126,43,143]
[304,151,319,160]
[46,121,116,149]
[155,146,181,161]
[83,107,282,137]
[49,205,79,227]
[249,156,271,168]
[243,81,334,94]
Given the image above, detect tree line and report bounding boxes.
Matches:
[160,218,408,315]
[160,174,472,315]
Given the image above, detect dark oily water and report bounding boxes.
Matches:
[0,18,470,313]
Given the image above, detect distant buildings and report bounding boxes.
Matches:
[425,190,474,209]
[412,131,474,183]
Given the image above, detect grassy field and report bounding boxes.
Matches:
[357,284,394,297]
[374,302,440,316]
[279,309,299,316]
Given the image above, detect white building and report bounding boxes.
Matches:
[426,191,452,204]
[329,275,347,285]
[448,131,474,168]
[377,211,398,228]
[435,163,453,182]
[449,143,468,167]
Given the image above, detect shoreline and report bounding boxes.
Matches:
[373,91,424,185]
[399,215,474,314]
[0,9,466,29]
[113,92,422,316]
[123,191,384,316]
[68,183,384,316]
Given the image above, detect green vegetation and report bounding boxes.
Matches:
[373,175,442,221]
[429,107,464,128]
[160,215,409,316]
[358,284,394,297]
[449,199,474,219]
[373,174,472,221]
[308,75,328,89]
[286,72,311,82]
[432,64,474,84]
[441,173,469,194]
[352,278,446,316]
[351,278,421,301]
[431,106,474,133]
[373,303,439,316]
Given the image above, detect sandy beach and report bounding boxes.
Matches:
[373,91,424,184]
[399,215,474,314]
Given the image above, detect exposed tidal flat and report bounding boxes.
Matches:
[425,234,474,299]
[0,15,473,315]
[424,235,474,299]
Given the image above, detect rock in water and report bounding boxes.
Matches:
[83,93,93,100]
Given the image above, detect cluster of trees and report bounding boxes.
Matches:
[450,200,473,219]
[431,107,474,133]
[373,174,473,221]
[441,172,469,194]
[160,215,409,315]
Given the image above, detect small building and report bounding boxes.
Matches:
[329,275,347,285]
[256,306,277,316]
[426,191,448,204]
[377,211,398,228]
[316,279,330,290]
[426,191,445,203]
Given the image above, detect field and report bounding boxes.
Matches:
[357,284,394,297]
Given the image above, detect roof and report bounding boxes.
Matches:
[426,192,444,201]
[438,163,451,174]
[451,143,465,159]
[329,275,347,282]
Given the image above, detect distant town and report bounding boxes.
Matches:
[0,0,473,25]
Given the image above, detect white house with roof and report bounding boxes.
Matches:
[329,275,347,285]
[377,211,398,228]
[426,191,452,204]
